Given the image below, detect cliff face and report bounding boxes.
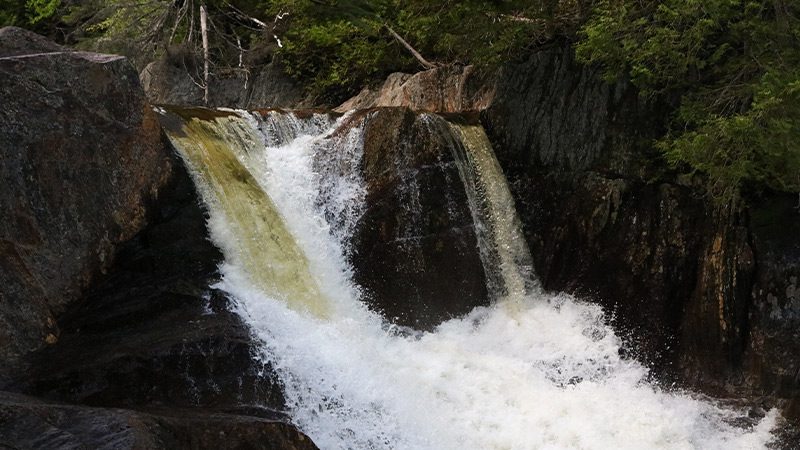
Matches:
[497,50,800,423]
[486,43,800,417]
[2,23,797,444]
[340,39,800,419]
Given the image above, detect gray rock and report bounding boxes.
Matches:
[0,28,317,448]
[351,108,489,329]
[0,26,172,379]
[0,391,317,450]
[140,51,305,108]
[339,39,800,424]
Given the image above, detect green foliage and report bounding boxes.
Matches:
[269,1,399,101]
[270,0,584,100]
[577,0,800,200]
[0,0,23,26]
[282,19,395,100]
[26,0,60,24]
[0,0,59,28]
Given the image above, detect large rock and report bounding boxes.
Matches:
[0,28,316,448]
[140,49,304,108]
[339,40,800,422]
[351,108,489,329]
[0,392,316,450]
[508,172,708,370]
[483,43,634,172]
[0,26,172,379]
[336,65,494,113]
[740,195,800,418]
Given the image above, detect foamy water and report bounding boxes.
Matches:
[163,108,780,449]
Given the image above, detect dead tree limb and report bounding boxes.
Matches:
[200,3,210,104]
[384,24,438,70]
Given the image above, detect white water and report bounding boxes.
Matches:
[162,108,780,450]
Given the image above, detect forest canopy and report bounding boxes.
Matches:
[1,0,798,201]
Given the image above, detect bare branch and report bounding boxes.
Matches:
[169,0,189,44]
[384,24,438,70]
[200,3,210,105]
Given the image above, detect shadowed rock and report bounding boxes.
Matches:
[338,40,800,427]
[0,26,172,379]
[15,159,284,414]
[352,108,489,329]
[0,392,316,450]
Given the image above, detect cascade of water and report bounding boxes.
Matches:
[429,115,539,302]
[159,110,330,318]
[157,107,780,450]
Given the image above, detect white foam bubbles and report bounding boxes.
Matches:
[220,271,778,450]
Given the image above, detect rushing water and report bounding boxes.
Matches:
[160,107,780,449]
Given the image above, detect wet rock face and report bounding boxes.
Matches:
[482,43,625,171]
[744,196,800,412]
[0,28,315,448]
[507,172,708,369]
[482,40,800,414]
[3,130,314,450]
[0,26,171,378]
[352,108,489,329]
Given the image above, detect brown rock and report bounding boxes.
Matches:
[336,65,494,113]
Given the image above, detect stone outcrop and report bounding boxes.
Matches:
[12,160,284,414]
[336,65,494,113]
[738,196,800,419]
[0,26,172,378]
[140,49,305,108]
[351,108,489,329]
[1,157,312,449]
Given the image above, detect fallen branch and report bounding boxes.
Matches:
[384,24,438,70]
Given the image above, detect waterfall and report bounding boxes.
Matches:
[435,117,538,301]
[159,109,330,318]
[158,107,779,450]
